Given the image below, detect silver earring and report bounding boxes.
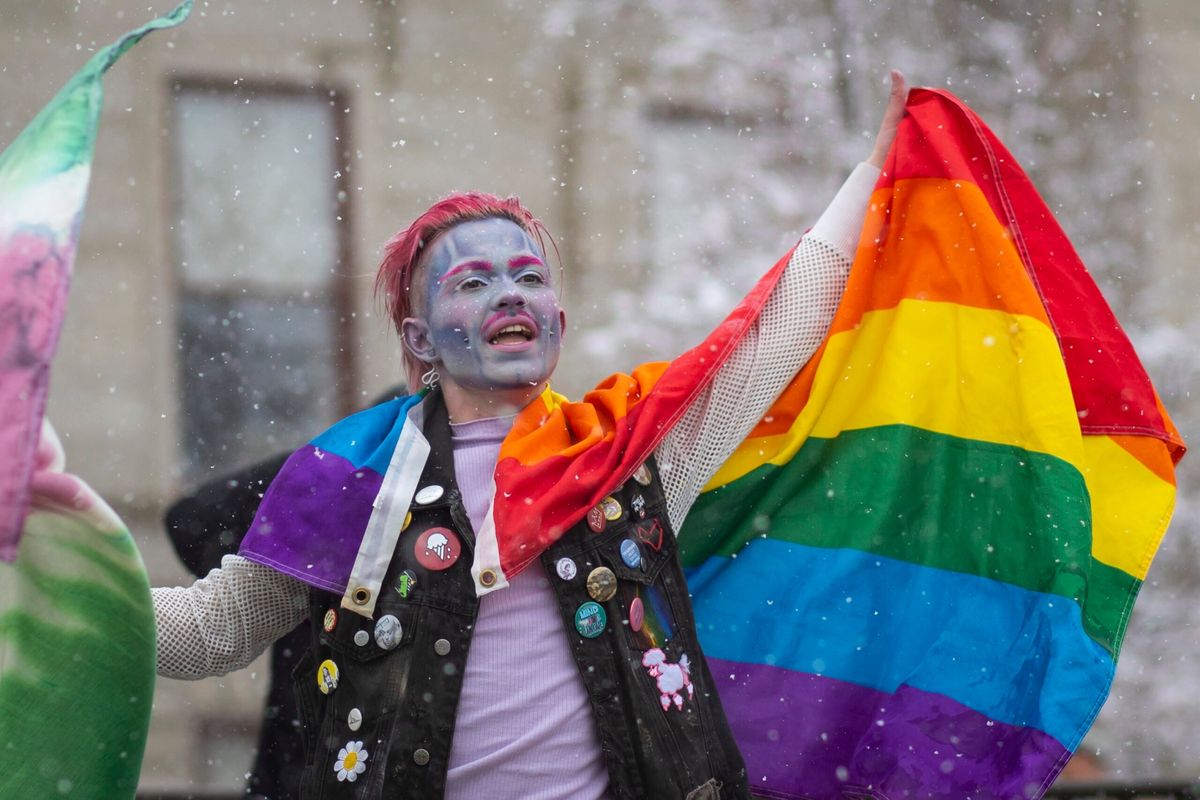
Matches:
[421,366,440,389]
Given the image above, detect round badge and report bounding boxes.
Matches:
[586,566,618,603]
[619,539,642,570]
[574,601,608,638]
[374,614,403,650]
[322,608,338,633]
[415,526,461,571]
[414,484,444,505]
[353,630,370,647]
[586,506,606,533]
[317,659,340,694]
[401,510,413,531]
[347,707,363,732]
[601,496,623,522]
[633,462,653,486]
[556,557,578,581]
[396,569,417,599]
[629,596,645,632]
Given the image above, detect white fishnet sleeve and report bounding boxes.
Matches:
[153,554,309,680]
[656,162,880,532]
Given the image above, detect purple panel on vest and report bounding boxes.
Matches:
[239,446,383,593]
[710,657,1069,800]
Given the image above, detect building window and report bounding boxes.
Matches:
[170,81,354,481]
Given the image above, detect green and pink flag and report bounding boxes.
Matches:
[0,3,191,797]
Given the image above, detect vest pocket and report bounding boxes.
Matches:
[319,603,417,661]
[600,511,675,585]
[298,604,417,797]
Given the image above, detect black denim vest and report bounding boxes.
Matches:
[292,397,749,799]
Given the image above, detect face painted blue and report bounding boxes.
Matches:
[403,217,565,414]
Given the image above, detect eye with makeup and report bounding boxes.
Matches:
[456,275,489,291]
[517,270,547,286]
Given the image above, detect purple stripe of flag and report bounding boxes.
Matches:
[239,446,383,593]
[710,657,1069,800]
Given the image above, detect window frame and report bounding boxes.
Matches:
[165,76,359,479]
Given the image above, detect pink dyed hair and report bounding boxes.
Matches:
[374,191,555,391]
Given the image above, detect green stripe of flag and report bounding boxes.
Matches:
[679,424,1138,655]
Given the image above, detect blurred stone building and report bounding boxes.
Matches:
[1,0,1196,793]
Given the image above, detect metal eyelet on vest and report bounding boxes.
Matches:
[351,586,371,606]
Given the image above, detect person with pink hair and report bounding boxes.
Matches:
[152,74,909,799]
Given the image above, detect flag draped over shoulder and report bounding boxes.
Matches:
[0,4,191,797]
[244,241,796,592]
[678,88,1184,800]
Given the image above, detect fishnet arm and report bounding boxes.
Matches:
[657,163,880,532]
[153,554,308,680]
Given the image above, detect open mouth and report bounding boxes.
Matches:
[488,322,535,346]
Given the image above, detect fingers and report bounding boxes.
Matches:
[867,69,909,169]
[885,69,909,117]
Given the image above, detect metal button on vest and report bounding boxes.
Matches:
[317,659,340,694]
[586,566,617,602]
[619,539,642,569]
[586,505,606,533]
[414,484,444,505]
[434,638,451,656]
[415,526,461,571]
[631,494,646,519]
[633,462,653,486]
[555,557,577,581]
[600,495,622,521]
[574,601,607,638]
[396,569,417,599]
[347,707,362,732]
[374,614,403,650]
[353,630,370,647]
[629,596,645,632]
[413,748,431,766]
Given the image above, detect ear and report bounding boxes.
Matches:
[401,316,438,365]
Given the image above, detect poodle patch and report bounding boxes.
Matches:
[642,648,694,711]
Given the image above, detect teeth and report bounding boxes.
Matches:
[491,323,533,343]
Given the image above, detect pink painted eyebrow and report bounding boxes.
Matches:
[440,255,545,283]
[440,259,494,282]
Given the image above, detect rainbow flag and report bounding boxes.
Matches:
[0,3,191,797]
[678,88,1184,799]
